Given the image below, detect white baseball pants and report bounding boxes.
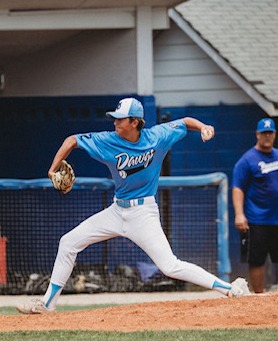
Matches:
[49,199,226,291]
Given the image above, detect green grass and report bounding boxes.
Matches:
[0,329,277,341]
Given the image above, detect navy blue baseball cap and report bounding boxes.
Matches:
[256,118,276,132]
[106,98,144,119]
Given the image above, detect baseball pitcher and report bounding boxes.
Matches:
[17,97,251,314]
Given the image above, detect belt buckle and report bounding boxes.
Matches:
[138,198,144,205]
[117,199,131,208]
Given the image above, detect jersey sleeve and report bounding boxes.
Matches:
[151,119,187,150]
[76,132,106,162]
[232,157,250,192]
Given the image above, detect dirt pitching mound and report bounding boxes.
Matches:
[0,293,278,332]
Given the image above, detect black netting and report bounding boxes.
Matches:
[0,184,218,294]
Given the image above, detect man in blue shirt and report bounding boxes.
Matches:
[16,98,251,314]
[232,118,278,293]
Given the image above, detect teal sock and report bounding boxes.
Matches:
[213,280,231,290]
[45,283,62,308]
[212,280,232,295]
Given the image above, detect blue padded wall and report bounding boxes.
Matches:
[0,95,156,179]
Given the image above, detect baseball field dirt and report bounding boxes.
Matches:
[0,293,277,331]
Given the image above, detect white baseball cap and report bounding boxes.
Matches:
[106,98,144,119]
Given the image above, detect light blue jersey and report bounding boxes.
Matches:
[76,119,187,199]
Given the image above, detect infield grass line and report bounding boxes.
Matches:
[0,329,278,341]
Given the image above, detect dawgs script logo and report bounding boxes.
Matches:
[115,149,155,178]
[258,160,278,174]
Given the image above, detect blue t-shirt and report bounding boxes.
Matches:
[232,147,278,224]
[76,119,187,199]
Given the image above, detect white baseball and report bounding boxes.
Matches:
[201,129,213,141]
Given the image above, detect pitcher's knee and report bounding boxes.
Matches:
[58,233,75,254]
[159,257,183,278]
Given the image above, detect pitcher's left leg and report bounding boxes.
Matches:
[126,203,231,294]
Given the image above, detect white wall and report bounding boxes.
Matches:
[2,19,255,106]
[3,29,137,96]
[153,21,254,107]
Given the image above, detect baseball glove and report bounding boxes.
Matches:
[51,160,75,194]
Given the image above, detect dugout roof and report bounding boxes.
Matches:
[0,1,184,10]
